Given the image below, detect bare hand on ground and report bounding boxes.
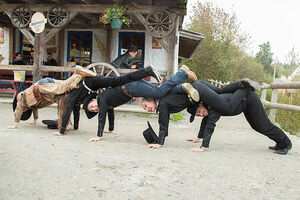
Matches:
[131,65,137,69]
[186,138,200,143]
[147,144,162,149]
[66,126,74,131]
[52,132,62,136]
[88,136,101,142]
[7,122,18,129]
[104,130,112,133]
[7,125,17,129]
[189,147,207,152]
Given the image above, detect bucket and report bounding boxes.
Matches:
[14,71,26,81]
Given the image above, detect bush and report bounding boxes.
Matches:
[170,112,184,122]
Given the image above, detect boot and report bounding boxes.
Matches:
[182,83,200,102]
[240,78,260,91]
[146,65,162,83]
[180,65,198,81]
[69,74,82,90]
[74,65,96,77]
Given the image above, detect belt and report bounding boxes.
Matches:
[83,80,96,94]
[122,85,132,97]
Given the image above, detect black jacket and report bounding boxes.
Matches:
[45,58,58,66]
[59,75,136,134]
[97,86,131,137]
[198,93,243,147]
[156,94,194,145]
[111,53,134,69]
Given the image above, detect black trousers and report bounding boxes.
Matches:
[85,67,154,91]
[192,81,248,115]
[244,92,291,148]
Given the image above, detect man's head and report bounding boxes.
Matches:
[141,98,157,112]
[14,52,22,60]
[30,51,34,57]
[195,104,208,117]
[128,46,138,58]
[87,98,99,113]
[47,53,53,61]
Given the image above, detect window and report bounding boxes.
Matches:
[118,32,145,68]
[67,31,92,67]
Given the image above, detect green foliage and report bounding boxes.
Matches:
[255,42,274,75]
[276,91,300,135]
[183,2,264,82]
[99,4,130,26]
[170,112,184,122]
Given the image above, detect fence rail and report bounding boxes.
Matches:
[209,79,300,123]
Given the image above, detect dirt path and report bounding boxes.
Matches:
[0,103,299,200]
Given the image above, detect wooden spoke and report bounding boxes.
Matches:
[47,5,70,28]
[11,6,32,28]
[145,10,175,38]
[86,62,120,77]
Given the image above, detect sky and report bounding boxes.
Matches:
[183,0,300,63]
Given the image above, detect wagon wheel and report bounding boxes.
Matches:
[11,6,32,28]
[86,62,120,77]
[47,5,69,27]
[145,10,175,38]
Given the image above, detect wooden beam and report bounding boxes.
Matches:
[33,33,42,82]
[0,4,183,14]
[106,28,112,63]
[4,10,35,45]
[80,0,97,4]
[41,12,78,46]
[261,82,300,89]
[57,29,64,66]
[156,38,169,53]
[23,0,36,4]
[9,28,14,63]
[80,13,99,23]
[261,100,300,113]
[19,28,35,45]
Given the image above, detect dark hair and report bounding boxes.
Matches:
[142,98,157,104]
[14,52,21,57]
[128,46,138,53]
[47,52,52,56]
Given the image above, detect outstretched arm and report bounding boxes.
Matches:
[88,94,108,142]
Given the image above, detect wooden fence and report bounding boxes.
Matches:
[260,81,300,123]
[209,79,300,123]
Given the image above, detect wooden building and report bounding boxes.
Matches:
[0,0,204,82]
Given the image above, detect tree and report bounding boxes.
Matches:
[183,2,251,81]
[255,42,273,75]
[285,46,300,75]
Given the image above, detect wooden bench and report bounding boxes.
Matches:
[0,79,33,99]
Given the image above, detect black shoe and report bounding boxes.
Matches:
[274,143,292,155]
[240,78,260,91]
[269,144,279,150]
[147,65,162,83]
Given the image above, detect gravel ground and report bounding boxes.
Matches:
[0,103,299,200]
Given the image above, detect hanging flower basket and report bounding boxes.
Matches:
[99,4,130,29]
[110,19,123,29]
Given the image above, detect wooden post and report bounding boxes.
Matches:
[269,88,279,123]
[33,33,42,83]
[106,28,112,63]
[261,83,268,100]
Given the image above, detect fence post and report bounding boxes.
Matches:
[269,81,279,123]
[261,83,268,100]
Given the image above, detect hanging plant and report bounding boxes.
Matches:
[99,4,130,26]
